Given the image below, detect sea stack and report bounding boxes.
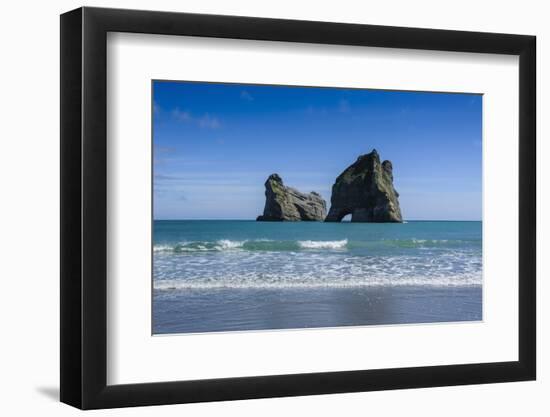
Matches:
[325,149,403,222]
[257,174,327,221]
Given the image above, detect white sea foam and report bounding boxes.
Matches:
[412,239,426,243]
[153,243,482,291]
[216,239,245,250]
[153,244,173,252]
[298,239,348,249]
[154,273,482,290]
[153,238,476,253]
[154,239,354,252]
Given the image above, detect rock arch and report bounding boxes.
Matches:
[325,149,403,223]
[329,208,354,222]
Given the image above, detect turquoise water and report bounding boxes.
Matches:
[153,220,482,289]
[153,220,482,333]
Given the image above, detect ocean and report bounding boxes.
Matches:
[153,220,482,334]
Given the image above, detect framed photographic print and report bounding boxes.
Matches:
[60,7,536,409]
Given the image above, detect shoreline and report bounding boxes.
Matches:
[153,285,482,335]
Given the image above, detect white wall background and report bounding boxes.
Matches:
[0,0,545,415]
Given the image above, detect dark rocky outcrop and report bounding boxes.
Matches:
[257,174,327,221]
[325,149,403,222]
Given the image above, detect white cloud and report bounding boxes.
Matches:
[153,101,161,115]
[170,108,221,129]
[198,114,221,129]
[240,90,254,101]
[171,107,192,122]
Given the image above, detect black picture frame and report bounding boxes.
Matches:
[60,6,536,410]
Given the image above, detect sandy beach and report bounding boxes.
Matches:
[153,285,482,334]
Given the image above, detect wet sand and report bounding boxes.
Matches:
[153,285,482,335]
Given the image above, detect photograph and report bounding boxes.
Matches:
[152,81,483,335]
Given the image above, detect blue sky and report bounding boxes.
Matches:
[153,81,482,220]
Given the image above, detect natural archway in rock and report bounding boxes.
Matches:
[325,149,403,223]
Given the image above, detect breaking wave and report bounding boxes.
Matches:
[154,239,349,252]
[154,274,482,290]
[154,247,482,290]
[297,239,348,249]
[153,238,477,253]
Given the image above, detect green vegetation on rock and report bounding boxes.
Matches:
[256,174,327,221]
[325,149,403,223]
